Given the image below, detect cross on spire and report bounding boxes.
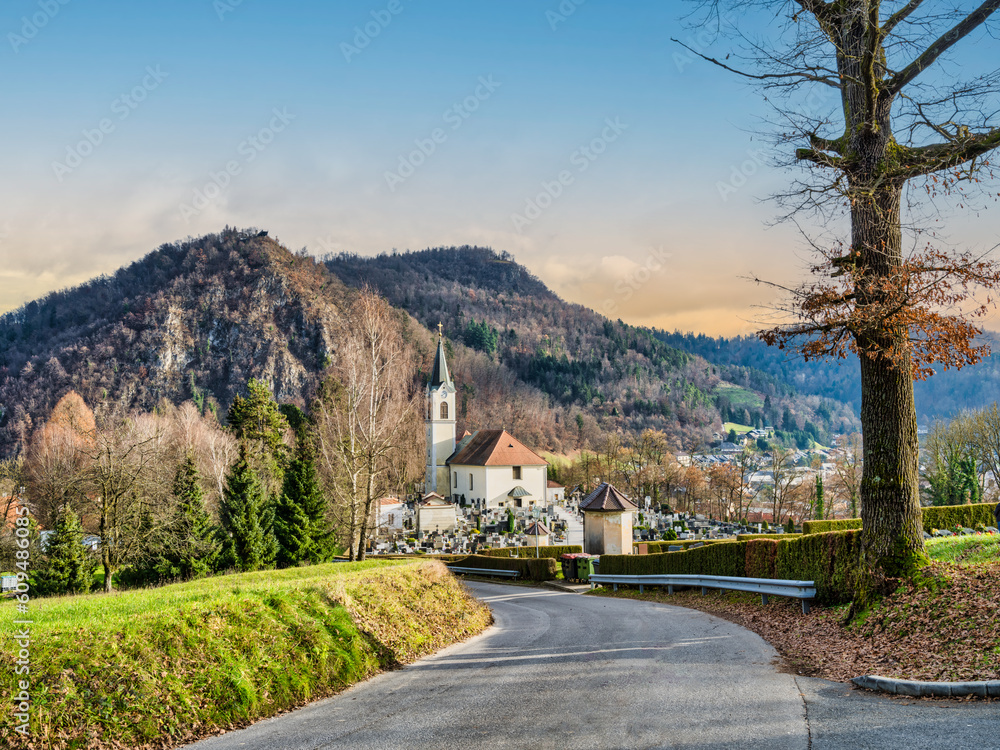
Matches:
[438,322,443,338]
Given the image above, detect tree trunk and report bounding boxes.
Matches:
[852,180,926,585]
[103,554,112,593]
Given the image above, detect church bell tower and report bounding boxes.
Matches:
[425,325,456,497]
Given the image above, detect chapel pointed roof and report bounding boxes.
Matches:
[429,325,453,388]
[579,482,638,512]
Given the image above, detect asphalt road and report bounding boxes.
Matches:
[186,582,999,750]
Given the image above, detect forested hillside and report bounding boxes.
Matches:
[0,229,353,455]
[326,247,857,449]
[656,330,1000,424]
[0,236,859,459]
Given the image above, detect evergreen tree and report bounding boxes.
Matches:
[219,443,276,571]
[814,475,824,521]
[31,505,95,596]
[161,455,220,580]
[275,423,336,567]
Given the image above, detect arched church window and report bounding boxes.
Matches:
[440,402,449,419]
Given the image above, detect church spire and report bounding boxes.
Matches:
[429,324,453,388]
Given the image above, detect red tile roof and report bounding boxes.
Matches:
[579,483,638,512]
[448,429,547,467]
[547,480,564,489]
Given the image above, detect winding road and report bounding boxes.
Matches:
[186,582,998,749]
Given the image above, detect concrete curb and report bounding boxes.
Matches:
[541,580,591,594]
[852,675,1000,698]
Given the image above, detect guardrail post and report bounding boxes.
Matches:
[639,583,644,593]
[667,584,674,595]
[760,594,768,605]
[802,600,810,614]
[701,587,707,596]
[613,583,618,591]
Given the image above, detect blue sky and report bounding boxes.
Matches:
[1,0,998,335]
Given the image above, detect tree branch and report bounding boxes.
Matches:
[881,0,925,38]
[670,39,842,87]
[892,127,1000,178]
[886,0,1000,95]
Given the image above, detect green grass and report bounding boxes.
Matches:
[1,560,491,749]
[714,383,764,409]
[926,534,1000,566]
[722,422,753,435]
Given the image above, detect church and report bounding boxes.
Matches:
[424,330,548,510]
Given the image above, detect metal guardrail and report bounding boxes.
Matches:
[589,573,817,614]
[446,566,520,579]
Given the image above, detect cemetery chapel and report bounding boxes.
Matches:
[424,328,548,510]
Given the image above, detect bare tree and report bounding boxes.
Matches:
[312,289,420,560]
[84,410,169,591]
[681,1,1000,586]
[23,391,95,529]
[830,432,864,517]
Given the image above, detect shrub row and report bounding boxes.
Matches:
[454,554,557,582]
[599,530,861,603]
[736,533,801,541]
[479,544,582,559]
[802,519,862,534]
[744,539,779,579]
[801,504,999,536]
[643,539,730,553]
[921,503,997,532]
[774,530,861,603]
[600,541,745,577]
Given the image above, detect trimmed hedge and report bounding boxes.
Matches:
[802,519,862,534]
[744,539,779,579]
[479,544,582,559]
[599,529,861,604]
[736,533,801,541]
[454,554,557,582]
[921,503,998,532]
[643,539,730,553]
[599,542,746,577]
[774,530,861,604]
[801,505,1000,535]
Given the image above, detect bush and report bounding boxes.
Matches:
[736,533,801,541]
[644,539,730,553]
[600,542,745,576]
[802,519,862,534]
[600,530,861,604]
[478,545,581,559]
[744,539,778,579]
[921,503,997,533]
[774,530,861,604]
[454,554,557,582]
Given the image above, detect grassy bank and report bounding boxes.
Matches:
[1,560,491,749]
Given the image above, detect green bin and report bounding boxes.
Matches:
[576,554,596,582]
